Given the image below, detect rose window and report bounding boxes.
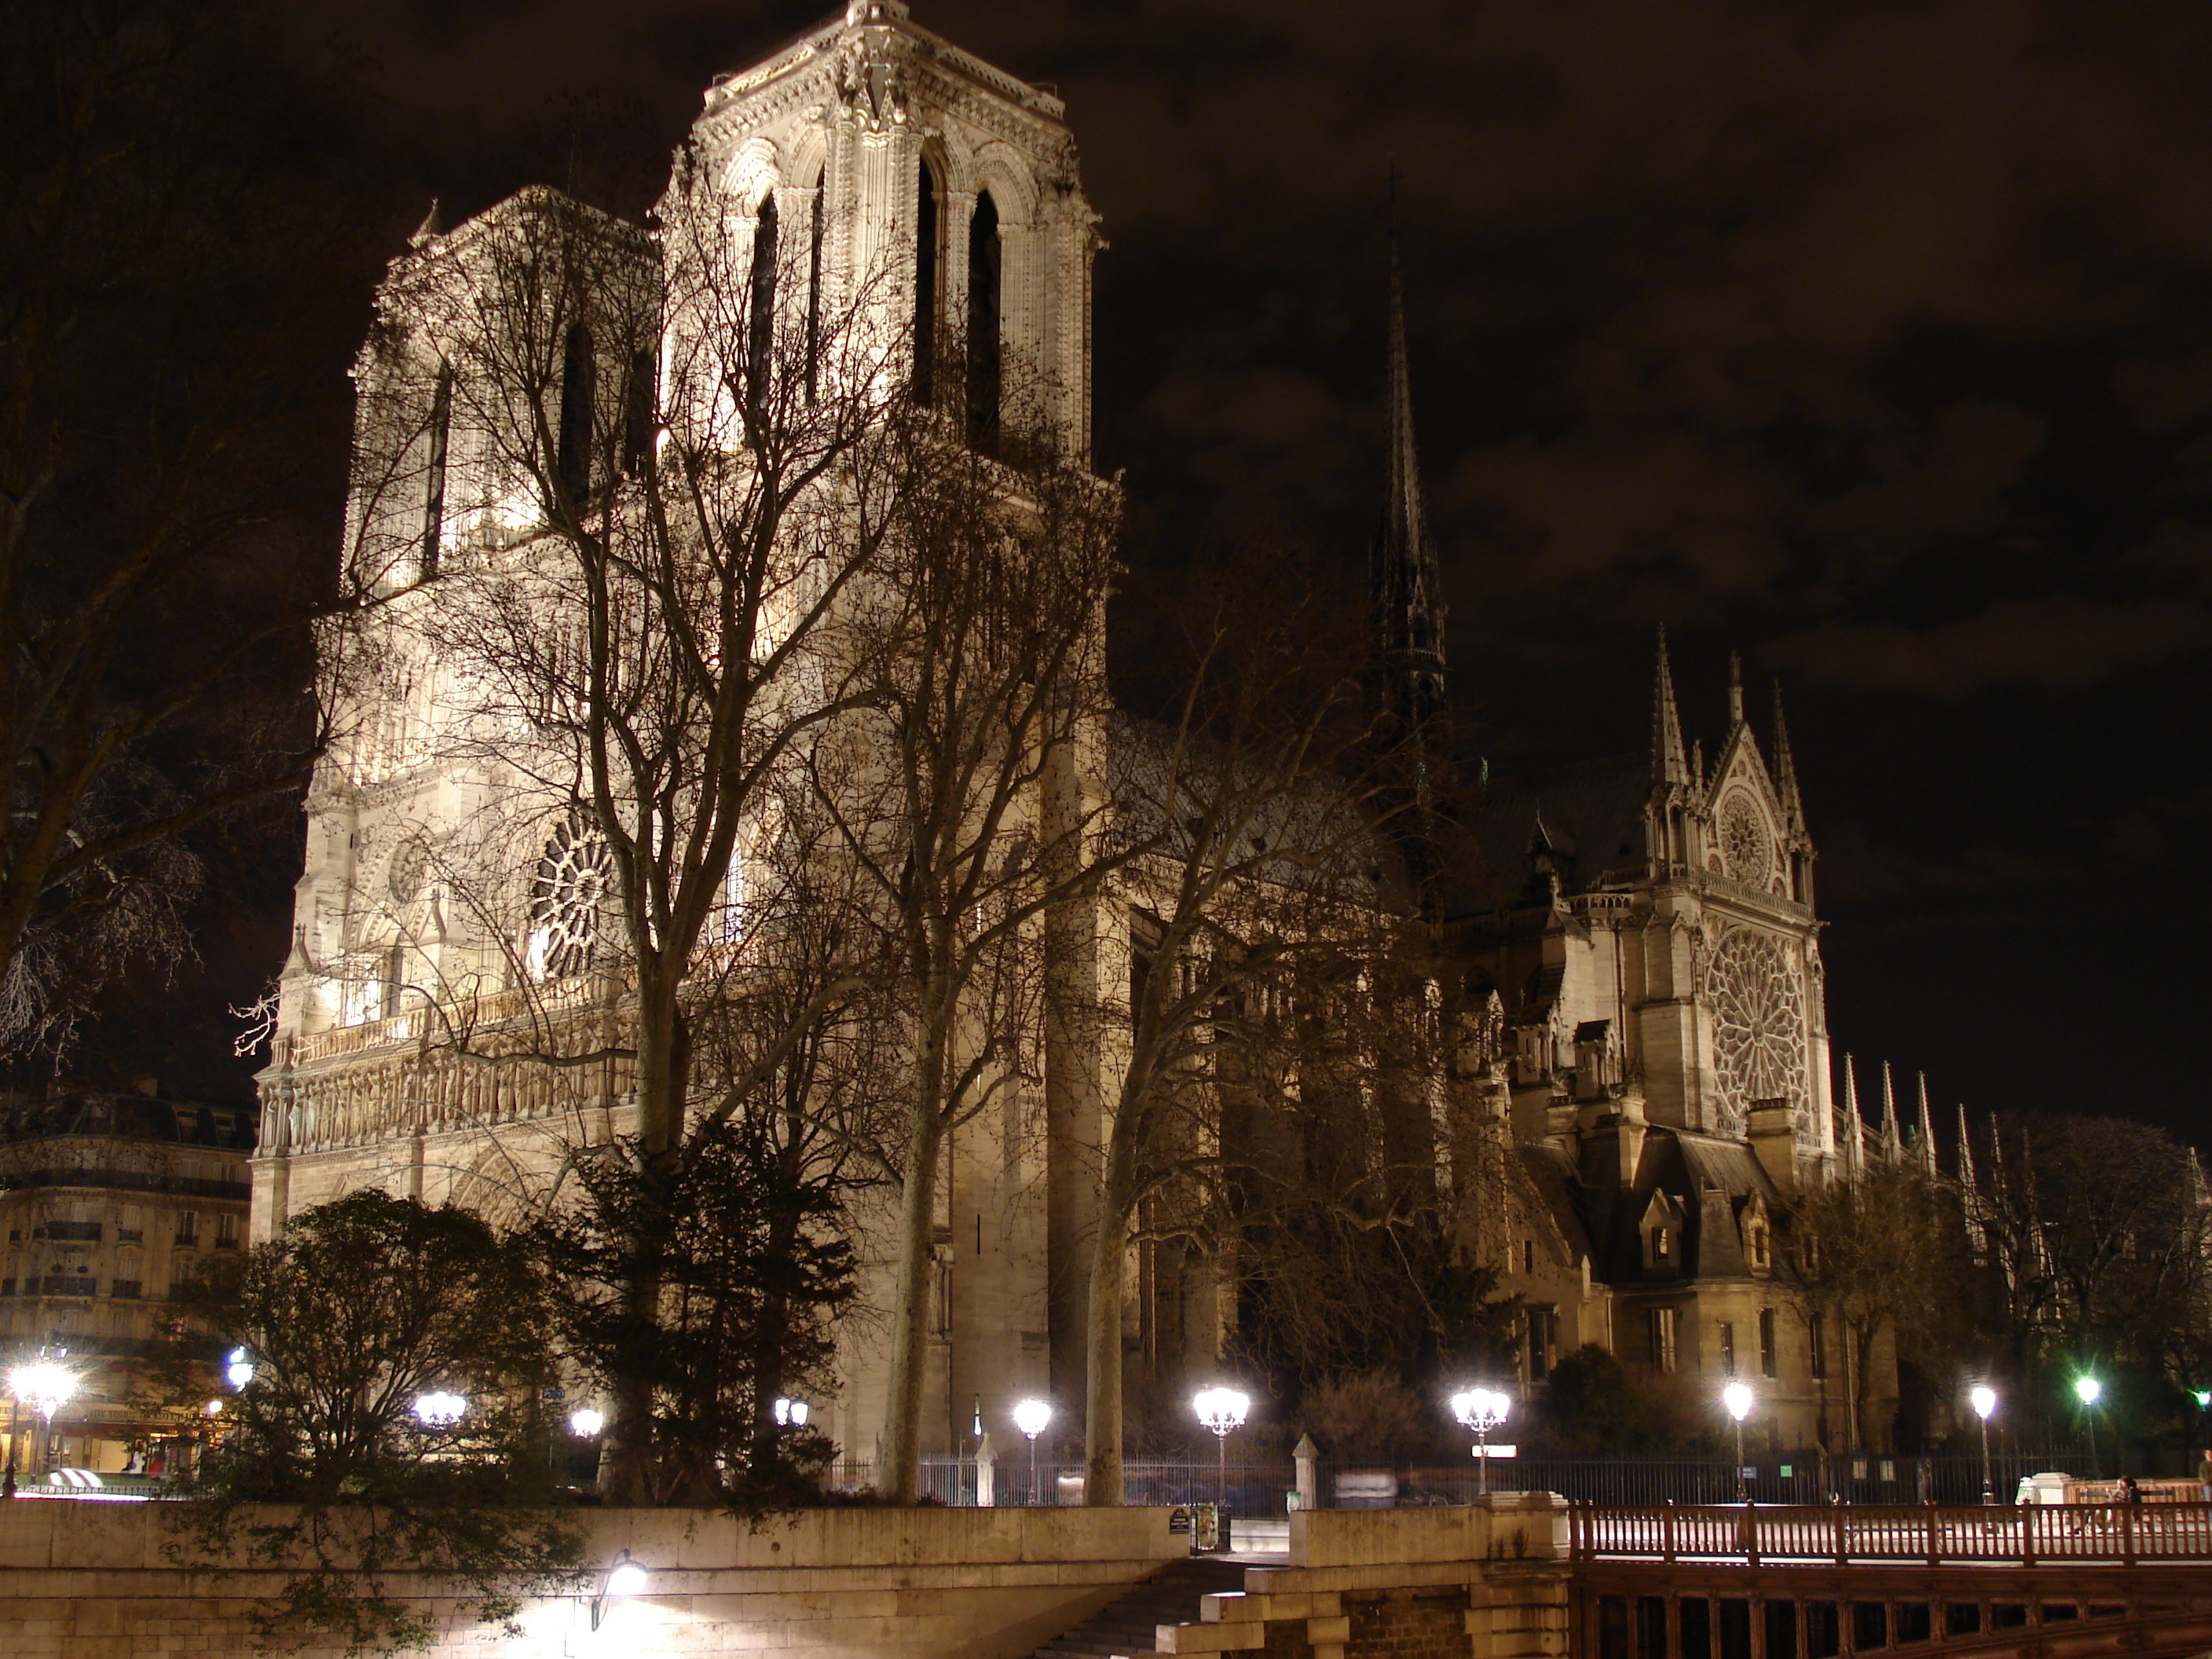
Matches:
[1704,928,1807,1139]
[388,837,430,904]
[1719,796,1774,888]
[527,813,612,980]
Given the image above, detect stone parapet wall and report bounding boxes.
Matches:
[0,1501,1184,1659]
[1164,1498,1573,1659]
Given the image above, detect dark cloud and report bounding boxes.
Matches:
[218,0,2212,1136]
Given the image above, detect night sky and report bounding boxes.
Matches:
[178,1,2212,1144]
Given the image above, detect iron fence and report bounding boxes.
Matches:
[813,1449,2141,1511]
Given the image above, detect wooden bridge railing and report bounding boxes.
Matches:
[1569,1501,2212,1569]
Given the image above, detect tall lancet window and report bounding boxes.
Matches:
[420,363,452,580]
[914,159,939,404]
[622,346,656,477]
[805,178,824,404]
[966,192,1001,450]
[556,322,595,507]
[747,192,778,433]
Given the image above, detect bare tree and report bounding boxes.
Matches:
[801,406,1123,1503]
[1782,1161,1961,1452]
[332,169,933,1500]
[0,0,363,1057]
[1079,549,1409,1502]
[1973,1112,2212,1422]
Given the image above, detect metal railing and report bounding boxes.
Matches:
[1571,1501,2212,1567]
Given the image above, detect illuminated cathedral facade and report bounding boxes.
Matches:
[256,0,1921,1471]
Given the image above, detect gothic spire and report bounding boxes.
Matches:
[1954,1101,1978,1194]
[1771,682,1807,837]
[1914,1072,1939,1177]
[1879,1061,1903,1162]
[1727,650,1746,728]
[1654,628,1690,786]
[1841,1054,1865,1176]
[1370,225,1447,745]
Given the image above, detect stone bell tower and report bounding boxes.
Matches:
[678,0,1101,460]
[255,2,1114,1468]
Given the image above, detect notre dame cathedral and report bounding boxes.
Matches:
[255,0,1925,1467]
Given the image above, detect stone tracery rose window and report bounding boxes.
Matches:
[526,812,612,980]
[1719,793,1774,888]
[1705,927,1806,1138]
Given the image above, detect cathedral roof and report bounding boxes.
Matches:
[1463,754,1650,910]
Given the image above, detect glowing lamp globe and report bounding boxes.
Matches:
[1013,1398,1053,1440]
[1970,1385,1997,1421]
[412,1390,467,1427]
[2075,1376,2103,1407]
[1723,1381,1754,1423]
[569,1407,606,1436]
[1192,1387,1250,1436]
[1450,1387,1511,1433]
[9,1361,79,1423]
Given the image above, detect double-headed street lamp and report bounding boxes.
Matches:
[1723,1381,1755,1503]
[1970,1385,1998,1505]
[1450,1387,1512,1498]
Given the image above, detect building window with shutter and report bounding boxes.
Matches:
[1808,1313,1827,1379]
[1759,1307,1778,1378]
[1719,1320,1737,1375]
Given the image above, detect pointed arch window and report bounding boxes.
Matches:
[556,322,595,507]
[420,363,452,579]
[966,191,1002,450]
[805,175,825,404]
[914,159,939,404]
[746,192,778,433]
[622,346,656,476]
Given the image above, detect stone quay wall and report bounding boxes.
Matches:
[0,1501,1185,1659]
[0,1493,1574,1659]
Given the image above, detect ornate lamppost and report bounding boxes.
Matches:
[2075,1375,2103,1480]
[1013,1399,1052,1505]
[1970,1385,1998,1505]
[1723,1381,1755,1503]
[1193,1386,1250,1513]
[1450,1387,1512,1498]
[6,1357,81,1494]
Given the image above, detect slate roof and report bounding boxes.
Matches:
[1464,753,1652,910]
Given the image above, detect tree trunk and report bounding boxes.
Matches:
[598,969,683,1504]
[1084,1148,1135,1506]
[879,1010,947,1504]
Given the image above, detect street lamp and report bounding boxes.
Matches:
[569,1407,605,1437]
[225,1348,255,1391]
[412,1390,467,1428]
[1013,1398,1053,1505]
[772,1397,810,1428]
[1192,1386,1250,1512]
[588,1548,650,1631]
[1450,1387,1513,1498]
[1969,1385,1998,1505]
[1723,1381,1755,1503]
[2075,1375,2103,1479]
[7,1359,81,1493]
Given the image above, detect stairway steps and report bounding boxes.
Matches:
[1024,1560,1249,1659]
